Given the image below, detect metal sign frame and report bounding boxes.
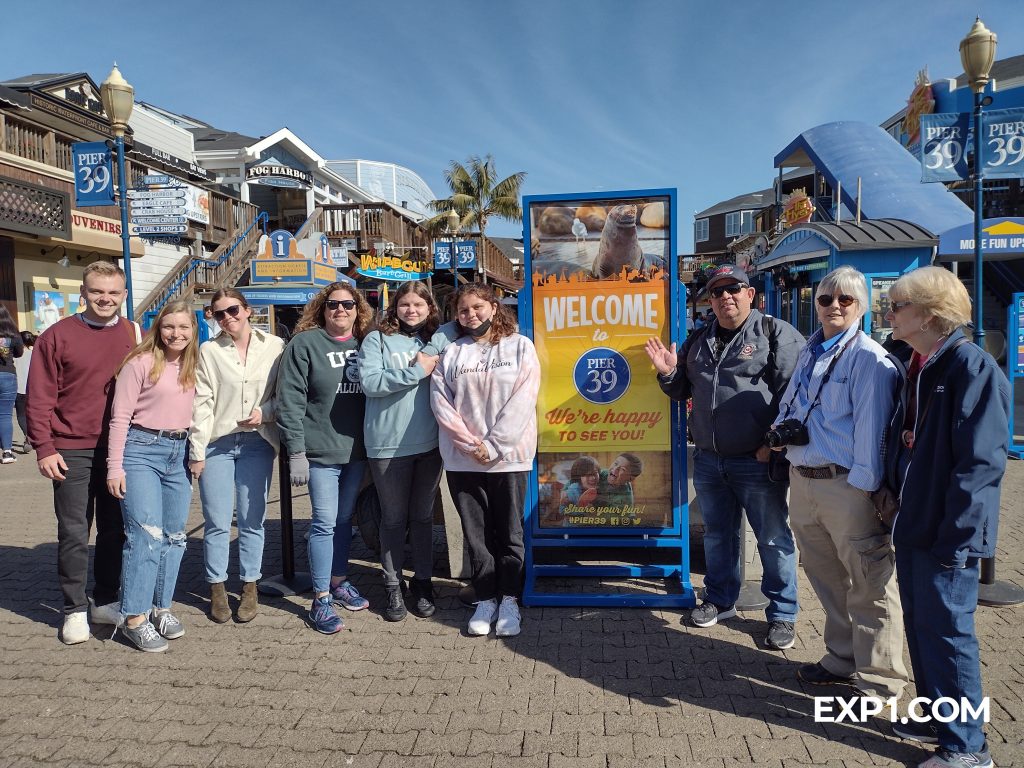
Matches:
[1009,292,1024,460]
[519,187,694,608]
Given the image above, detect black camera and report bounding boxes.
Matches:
[765,419,810,449]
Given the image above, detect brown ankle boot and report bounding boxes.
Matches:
[209,582,230,623]
[236,581,259,623]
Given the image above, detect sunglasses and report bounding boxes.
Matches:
[708,283,747,299]
[816,294,857,308]
[325,299,357,311]
[890,300,913,312]
[212,304,243,321]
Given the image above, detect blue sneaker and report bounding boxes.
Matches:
[330,581,369,611]
[308,595,343,634]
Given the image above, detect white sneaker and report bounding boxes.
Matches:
[88,597,121,626]
[495,596,522,637]
[467,598,498,636]
[61,612,89,644]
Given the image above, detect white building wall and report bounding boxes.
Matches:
[129,107,195,160]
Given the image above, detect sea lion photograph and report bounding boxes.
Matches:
[592,204,643,278]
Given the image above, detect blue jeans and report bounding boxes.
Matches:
[0,372,15,450]
[692,449,799,622]
[307,460,366,594]
[198,432,275,583]
[896,546,987,754]
[119,429,192,617]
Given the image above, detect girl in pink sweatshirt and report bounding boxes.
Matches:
[430,284,540,637]
[106,301,198,652]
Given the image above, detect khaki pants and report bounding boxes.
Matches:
[789,470,908,698]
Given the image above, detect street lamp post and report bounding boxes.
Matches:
[447,208,460,288]
[959,17,997,346]
[100,64,136,321]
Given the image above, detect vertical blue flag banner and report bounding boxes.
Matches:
[72,141,115,207]
[456,240,477,269]
[981,108,1024,179]
[433,242,453,270]
[920,113,970,182]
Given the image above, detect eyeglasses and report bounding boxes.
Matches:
[325,299,357,311]
[816,294,857,308]
[212,304,243,321]
[889,300,913,312]
[708,283,747,299]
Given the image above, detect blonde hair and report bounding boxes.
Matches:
[294,282,373,340]
[83,260,126,284]
[117,300,199,388]
[890,266,971,336]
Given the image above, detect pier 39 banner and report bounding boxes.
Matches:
[525,191,674,531]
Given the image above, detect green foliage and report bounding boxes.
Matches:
[426,155,526,237]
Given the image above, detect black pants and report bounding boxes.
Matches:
[15,393,28,444]
[369,449,443,587]
[53,448,125,613]
[446,470,526,601]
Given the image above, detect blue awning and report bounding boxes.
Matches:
[774,122,972,237]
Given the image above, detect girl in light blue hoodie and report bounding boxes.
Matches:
[359,281,452,622]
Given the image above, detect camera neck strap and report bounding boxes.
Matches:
[782,332,856,425]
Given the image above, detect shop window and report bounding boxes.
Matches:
[779,288,792,326]
[694,218,709,243]
[869,276,897,344]
[797,286,814,336]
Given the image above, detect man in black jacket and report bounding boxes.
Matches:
[645,265,804,650]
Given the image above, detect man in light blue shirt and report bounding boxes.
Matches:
[771,266,908,699]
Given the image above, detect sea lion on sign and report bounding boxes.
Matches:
[537,206,575,235]
[592,204,643,278]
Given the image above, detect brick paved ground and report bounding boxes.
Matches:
[1,454,1022,768]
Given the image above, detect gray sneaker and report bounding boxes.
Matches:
[151,610,185,640]
[121,620,169,653]
[690,601,736,628]
[766,620,796,650]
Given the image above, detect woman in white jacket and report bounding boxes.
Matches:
[430,283,540,637]
[188,288,284,624]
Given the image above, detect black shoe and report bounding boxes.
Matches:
[891,718,939,744]
[384,584,407,622]
[409,578,436,618]
[765,620,796,650]
[798,662,854,686]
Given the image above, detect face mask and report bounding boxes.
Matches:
[398,318,428,335]
[459,318,492,338]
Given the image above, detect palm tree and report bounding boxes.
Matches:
[427,155,526,237]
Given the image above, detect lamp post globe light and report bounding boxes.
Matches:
[100,64,136,321]
[959,17,997,345]
[447,208,460,287]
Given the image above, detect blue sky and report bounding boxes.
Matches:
[3,0,1022,250]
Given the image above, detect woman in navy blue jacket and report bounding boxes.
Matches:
[883,267,1009,768]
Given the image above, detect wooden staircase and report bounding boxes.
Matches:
[136,207,268,317]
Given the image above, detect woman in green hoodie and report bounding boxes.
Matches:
[359,281,452,621]
[276,282,372,634]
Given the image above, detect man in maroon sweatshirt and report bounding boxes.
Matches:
[27,261,138,644]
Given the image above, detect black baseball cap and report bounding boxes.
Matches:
[703,264,750,293]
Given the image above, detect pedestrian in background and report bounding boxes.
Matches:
[431,283,540,638]
[646,264,804,651]
[106,301,198,652]
[27,261,139,644]
[772,265,908,699]
[0,304,24,464]
[189,288,283,624]
[884,267,1008,768]
[359,280,450,622]
[14,331,36,454]
[277,282,371,634]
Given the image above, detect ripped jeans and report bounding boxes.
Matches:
[119,428,193,617]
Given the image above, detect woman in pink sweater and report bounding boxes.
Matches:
[430,284,540,637]
[106,301,198,652]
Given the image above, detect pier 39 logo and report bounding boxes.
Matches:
[573,347,630,405]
